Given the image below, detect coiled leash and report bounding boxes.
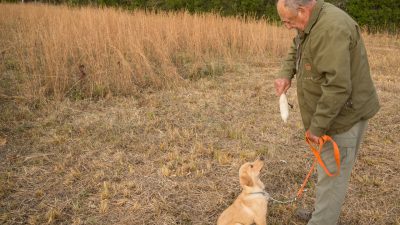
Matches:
[269,134,341,204]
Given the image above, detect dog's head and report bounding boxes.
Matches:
[238,157,265,189]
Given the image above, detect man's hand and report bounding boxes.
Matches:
[274,78,291,96]
[306,130,320,144]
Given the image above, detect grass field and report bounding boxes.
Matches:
[0,3,399,225]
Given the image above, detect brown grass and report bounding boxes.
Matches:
[1,3,399,225]
[0,3,292,100]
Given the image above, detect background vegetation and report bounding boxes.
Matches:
[1,0,399,32]
[0,3,292,100]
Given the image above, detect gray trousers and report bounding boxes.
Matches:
[308,120,368,225]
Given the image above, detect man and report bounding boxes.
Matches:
[274,0,380,224]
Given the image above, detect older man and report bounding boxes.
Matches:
[274,0,380,224]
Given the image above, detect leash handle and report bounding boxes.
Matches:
[305,134,341,177]
[297,134,341,199]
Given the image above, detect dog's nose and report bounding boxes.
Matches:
[259,156,264,161]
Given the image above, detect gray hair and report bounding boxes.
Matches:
[283,0,314,10]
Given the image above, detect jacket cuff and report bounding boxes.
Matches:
[309,126,325,137]
[276,71,294,80]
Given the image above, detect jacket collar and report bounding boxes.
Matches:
[304,0,325,34]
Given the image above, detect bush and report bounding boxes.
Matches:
[3,0,399,32]
[346,0,400,33]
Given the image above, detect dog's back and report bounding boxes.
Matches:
[217,193,267,225]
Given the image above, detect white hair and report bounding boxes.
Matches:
[283,0,314,10]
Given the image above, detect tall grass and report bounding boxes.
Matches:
[0,3,293,100]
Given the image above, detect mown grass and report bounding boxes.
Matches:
[1,3,399,225]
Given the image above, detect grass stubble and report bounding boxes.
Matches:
[0,3,399,225]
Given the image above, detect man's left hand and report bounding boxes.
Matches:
[306,130,320,144]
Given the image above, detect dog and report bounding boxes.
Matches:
[217,157,269,225]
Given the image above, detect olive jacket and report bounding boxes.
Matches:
[278,0,380,136]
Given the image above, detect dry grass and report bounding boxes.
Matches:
[0,3,292,100]
[1,3,400,225]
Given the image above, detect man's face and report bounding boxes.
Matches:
[277,0,311,32]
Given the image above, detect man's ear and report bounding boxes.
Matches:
[239,172,254,187]
[297,6,306,15]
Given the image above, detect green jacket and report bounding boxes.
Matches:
[278,0,380,136]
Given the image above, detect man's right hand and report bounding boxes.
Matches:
[274,78,291,96]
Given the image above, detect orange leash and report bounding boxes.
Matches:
[296,134,341,198]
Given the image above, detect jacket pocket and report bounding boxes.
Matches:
[339,99,356,115]
[301,58,324,102]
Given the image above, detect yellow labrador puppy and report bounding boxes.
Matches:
[217,157,269,225]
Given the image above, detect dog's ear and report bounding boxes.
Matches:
[239,172,254,187]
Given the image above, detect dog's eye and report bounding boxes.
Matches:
[250,165,253,168]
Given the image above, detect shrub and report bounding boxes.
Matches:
[346,0,400,33]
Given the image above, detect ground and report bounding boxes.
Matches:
[0,59,399,224]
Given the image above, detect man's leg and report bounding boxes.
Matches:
[307,120,368,225]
